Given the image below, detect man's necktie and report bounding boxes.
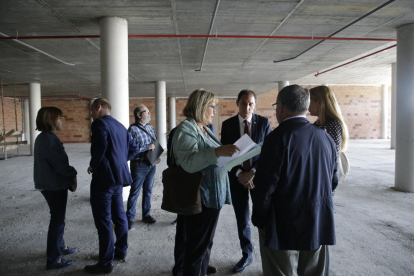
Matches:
[242,120,251,171]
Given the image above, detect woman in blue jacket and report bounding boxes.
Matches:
[34,107,78,270]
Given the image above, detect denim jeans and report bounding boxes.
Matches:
[41,189,68,265]
[126,162,156,221]
[90,183,128,266]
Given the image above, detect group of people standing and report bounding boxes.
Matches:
[34,84,348,276]
[169,85,348,276]
[34,98,161,274]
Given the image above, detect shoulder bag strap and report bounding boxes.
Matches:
[134,123,156,142]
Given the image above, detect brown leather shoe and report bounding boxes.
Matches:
[207,265,218,274]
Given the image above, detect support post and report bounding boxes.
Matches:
[155,81,167,149]
[381,84,388,139]
[100,17,129,128]
[29,83,41,156]
[395,23,414,192]
[391,63,397,149]
[169,97,176,131]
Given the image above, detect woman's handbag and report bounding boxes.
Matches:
[68,176,77,192]
[337,152,350,181]
[161,127,203,215]
[161,166,203,215]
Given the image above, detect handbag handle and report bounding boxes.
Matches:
[167,128,178,167]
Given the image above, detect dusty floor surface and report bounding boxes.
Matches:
[0,140,413,276]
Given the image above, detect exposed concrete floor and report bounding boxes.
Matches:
[0,140,413,276]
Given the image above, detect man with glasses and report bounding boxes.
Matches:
[252,85,337,276]
[221,89,271,273]
[126,105,161,229]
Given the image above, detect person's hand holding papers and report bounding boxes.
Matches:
[217,134,262,171]
[215,144,240,157]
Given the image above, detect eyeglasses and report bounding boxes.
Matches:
[272,102,281,111]
[140,110,150,114]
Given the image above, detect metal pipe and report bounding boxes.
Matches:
[8,94,94,100]
[273,0,396,63]
[0,32,76,66]
[0,34,396,42]
[237,0,305,69]
[13,85,18,131]
[195,0,221,71]
[314,44,396,76]
[1,79,7,159]
[13,85,19,156]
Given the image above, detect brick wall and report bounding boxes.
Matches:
[129,99,158,126]
[304,85,389,139]
[0,97,23,135]
[42,99,92,143]
[175,85,391,139]
[0,85,392,143]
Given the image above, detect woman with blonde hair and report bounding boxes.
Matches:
[34,107,78,270]
[309,85,348,155]
[171,89,239,276]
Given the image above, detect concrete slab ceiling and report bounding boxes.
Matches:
[0,0,413,97]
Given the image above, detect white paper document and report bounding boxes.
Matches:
[217,134,262,171]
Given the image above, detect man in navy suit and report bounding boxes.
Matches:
[221,90,271,273]
[84,98,139,274]
[251,85,337,276]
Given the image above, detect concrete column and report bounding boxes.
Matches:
[168,97,176,131]
[381,84,388,139]
[391,63,397,149]
[278,81,290,91]
[23,99,30,143]
[155,81,167,149]
[100,17,129,128]
[29,83,41,156]
[395,23,414,192]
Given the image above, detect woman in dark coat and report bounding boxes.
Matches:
[34,107,78,270]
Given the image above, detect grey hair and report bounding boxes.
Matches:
[134,104,146,121]
[277,84,310,114]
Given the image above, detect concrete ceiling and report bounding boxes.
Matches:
[0,0,413,98]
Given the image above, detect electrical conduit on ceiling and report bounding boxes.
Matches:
[314,44,397,77]
[196,0,221,72]
[0,34,396,41]
[0,32,76,66]
[12,94,94,100]
[272,0,396,63]
[0,0,397,68]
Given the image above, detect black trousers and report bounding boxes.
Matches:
[41,189,68,265]
[173,214,186,276]
[230,178,254,258]
[173,205,221,276]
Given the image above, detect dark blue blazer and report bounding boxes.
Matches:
[206,124,216,135]
[251,117,338,251]
[90,115,139,187]
[221,113,271,180]
[34,131,77,190]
